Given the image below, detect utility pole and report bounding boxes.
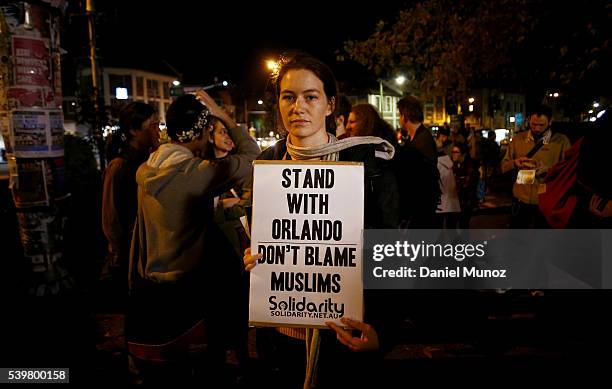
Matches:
[86,0,105,168]
[0,1,73,295]
[379,80,384,113]
[86,0,98,95]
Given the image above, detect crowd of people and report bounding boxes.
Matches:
[99,51,610,386]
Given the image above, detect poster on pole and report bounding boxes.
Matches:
[10,158,49,207]
[8,35,55,108]
[0,112,12,154]
[48,109,64,151]
[12,35,50,87]
[8,108,64,157]
[249,161,364,328]
[11,109,47,155]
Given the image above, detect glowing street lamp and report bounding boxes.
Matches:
[395,75,406,85]
[266,60,279,73]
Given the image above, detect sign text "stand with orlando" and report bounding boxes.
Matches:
[249,161,364,328]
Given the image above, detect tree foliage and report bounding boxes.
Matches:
[345,0,534,101]
[344,0,609,110]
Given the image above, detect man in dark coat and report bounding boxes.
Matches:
[396,96,440,228]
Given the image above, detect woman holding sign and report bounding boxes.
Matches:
[245,52,401,387]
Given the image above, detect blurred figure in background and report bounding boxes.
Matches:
[334,94,352,139]
[205,117,253,373]
[101,102,158,301]
[396,96,440,228]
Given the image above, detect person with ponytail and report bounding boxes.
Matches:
[100,102,159,294]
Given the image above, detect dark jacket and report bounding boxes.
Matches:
[101,146,148,281]
[396,125,441,226]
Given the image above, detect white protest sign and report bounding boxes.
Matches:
[249,161,364,328]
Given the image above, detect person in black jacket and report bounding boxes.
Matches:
[396,96,441,228]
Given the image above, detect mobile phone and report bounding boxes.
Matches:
[596,197,609,212]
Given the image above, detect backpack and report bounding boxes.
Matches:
[538,138,582,229]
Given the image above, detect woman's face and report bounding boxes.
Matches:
[134,113,160,149]
[279,69,333,147]
[346,112,364,137]
[210,120,234,154]
[451,146,462,162]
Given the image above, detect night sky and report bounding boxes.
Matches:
[61,0,608,108]
[64,0,409,93]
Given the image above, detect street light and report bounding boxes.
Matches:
[266,59,279,73]
[378,75,406,113]
[257,99,264,105]
[172,80,181,86]
[468,97,475,104]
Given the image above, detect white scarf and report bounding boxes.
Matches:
[285,133,395,161]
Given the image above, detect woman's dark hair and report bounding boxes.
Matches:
[273,51,338,132]
[106,101,155,160]
[452,142,470,156]
[165,94,206,143]
[351,104,397,145]
[336,94,352,124]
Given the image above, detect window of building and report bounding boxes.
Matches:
[435,96,444,121]
[424,103,434,123]
[108,74,132,97]
[163,82,170,99]
[385,96,392,112]
[136,77,144,96]
[371,95,380,110]
[147,79,160,98]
